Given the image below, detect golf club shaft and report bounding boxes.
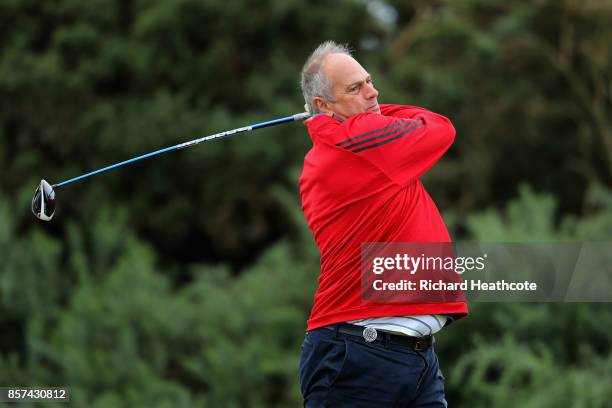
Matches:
[52,112,311,189]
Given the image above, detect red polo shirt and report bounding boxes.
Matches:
[300,104,468,330]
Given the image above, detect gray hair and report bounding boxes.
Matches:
[300,41,353,114]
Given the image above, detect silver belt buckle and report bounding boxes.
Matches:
[362,327,378,342]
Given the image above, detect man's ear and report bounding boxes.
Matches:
[314,97,332,114]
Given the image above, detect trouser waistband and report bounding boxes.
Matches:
[324,322,433,351]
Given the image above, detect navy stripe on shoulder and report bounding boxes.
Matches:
[335,119,405,146]
[344,120,417,150]
[350,122,423,153]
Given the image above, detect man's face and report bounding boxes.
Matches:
[317,53,380,120]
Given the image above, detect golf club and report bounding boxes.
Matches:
[32,112,311,221]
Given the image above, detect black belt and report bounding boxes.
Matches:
[325,322,433,351]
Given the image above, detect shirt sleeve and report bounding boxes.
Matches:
[337,105,456,186]
[380,103,432,119]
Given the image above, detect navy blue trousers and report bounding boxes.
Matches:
[299,326,447,407]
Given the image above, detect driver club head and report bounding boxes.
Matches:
[32,179,56,221]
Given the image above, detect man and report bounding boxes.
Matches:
[298,41,468,407]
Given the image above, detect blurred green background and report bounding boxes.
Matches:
[1,0,611,406]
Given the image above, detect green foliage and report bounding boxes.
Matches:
[465,184,559,241]
[383,0,612,215]
[1,0,611,406]
[0,193,319,406]
[0,0,380,267]
[450,335,612,407]
[439,184,612,407]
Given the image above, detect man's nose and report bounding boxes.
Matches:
[364,82,379,99]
